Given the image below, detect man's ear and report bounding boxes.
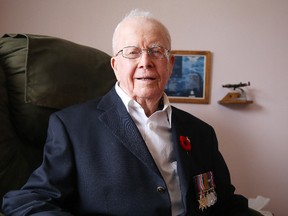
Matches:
[111,57,119,80]
[111,57,117,71]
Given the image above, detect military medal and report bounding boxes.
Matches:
[194,171,217,211]
[206,190,217,207]
[198,194,207,211]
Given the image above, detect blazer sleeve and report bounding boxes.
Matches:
[2,113,76,215]
[209,128,250,215]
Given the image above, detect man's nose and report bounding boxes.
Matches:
[138,51,153,68]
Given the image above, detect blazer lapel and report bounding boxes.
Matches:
[171,109,200,214]
[97,89,160,175]
[171,122,191,211]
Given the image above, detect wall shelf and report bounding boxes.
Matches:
[218,92,253,105]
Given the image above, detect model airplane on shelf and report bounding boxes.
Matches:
[222,81,250,91]
[219,81,253,104]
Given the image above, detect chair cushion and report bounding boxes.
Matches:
[1,34,116,109]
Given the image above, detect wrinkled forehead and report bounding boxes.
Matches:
[115,17,171,50]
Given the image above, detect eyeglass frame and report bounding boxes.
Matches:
[115,46,170,59]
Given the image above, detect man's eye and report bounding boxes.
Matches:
[152,47,163,53]
[130,50,139,54]
[152,50,161,54]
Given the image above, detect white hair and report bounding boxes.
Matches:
[112,9,171,55]
[125,8,154,19]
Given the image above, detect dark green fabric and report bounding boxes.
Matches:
[24,34,116,109]
[0,34,116,109]
[0,64,31,207]
[0,34,116,207]
[0,34,59,152]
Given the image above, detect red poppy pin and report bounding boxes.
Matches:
[179,136,192,151]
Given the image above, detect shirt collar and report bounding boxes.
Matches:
[115,82,172,126]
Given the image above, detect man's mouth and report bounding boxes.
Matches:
[135,77,156,81]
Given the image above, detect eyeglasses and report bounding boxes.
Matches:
[115,46,170,59]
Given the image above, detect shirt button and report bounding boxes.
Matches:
[157,186,166,193]
[148,122,153,129]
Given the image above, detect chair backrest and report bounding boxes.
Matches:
[0,34,116,205]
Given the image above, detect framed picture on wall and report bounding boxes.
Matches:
[165,50,211,104]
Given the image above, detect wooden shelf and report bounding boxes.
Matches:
[218,92,253,105]
[218,100,253,104]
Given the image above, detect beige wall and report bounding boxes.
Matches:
[1,0,288,215]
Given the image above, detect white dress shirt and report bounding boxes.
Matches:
[115,83,184,216]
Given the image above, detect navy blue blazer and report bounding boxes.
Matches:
[2,88,249,216]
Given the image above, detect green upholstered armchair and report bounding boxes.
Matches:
[0,34,116,207]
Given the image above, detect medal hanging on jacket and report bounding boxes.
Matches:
[193,171,217,211]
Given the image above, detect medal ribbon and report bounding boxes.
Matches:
[194,172,217,197]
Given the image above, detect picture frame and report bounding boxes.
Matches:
[165,50,211,104]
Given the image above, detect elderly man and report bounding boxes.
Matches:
[2,9,256,216]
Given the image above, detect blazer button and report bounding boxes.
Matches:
[157,186,166,193]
